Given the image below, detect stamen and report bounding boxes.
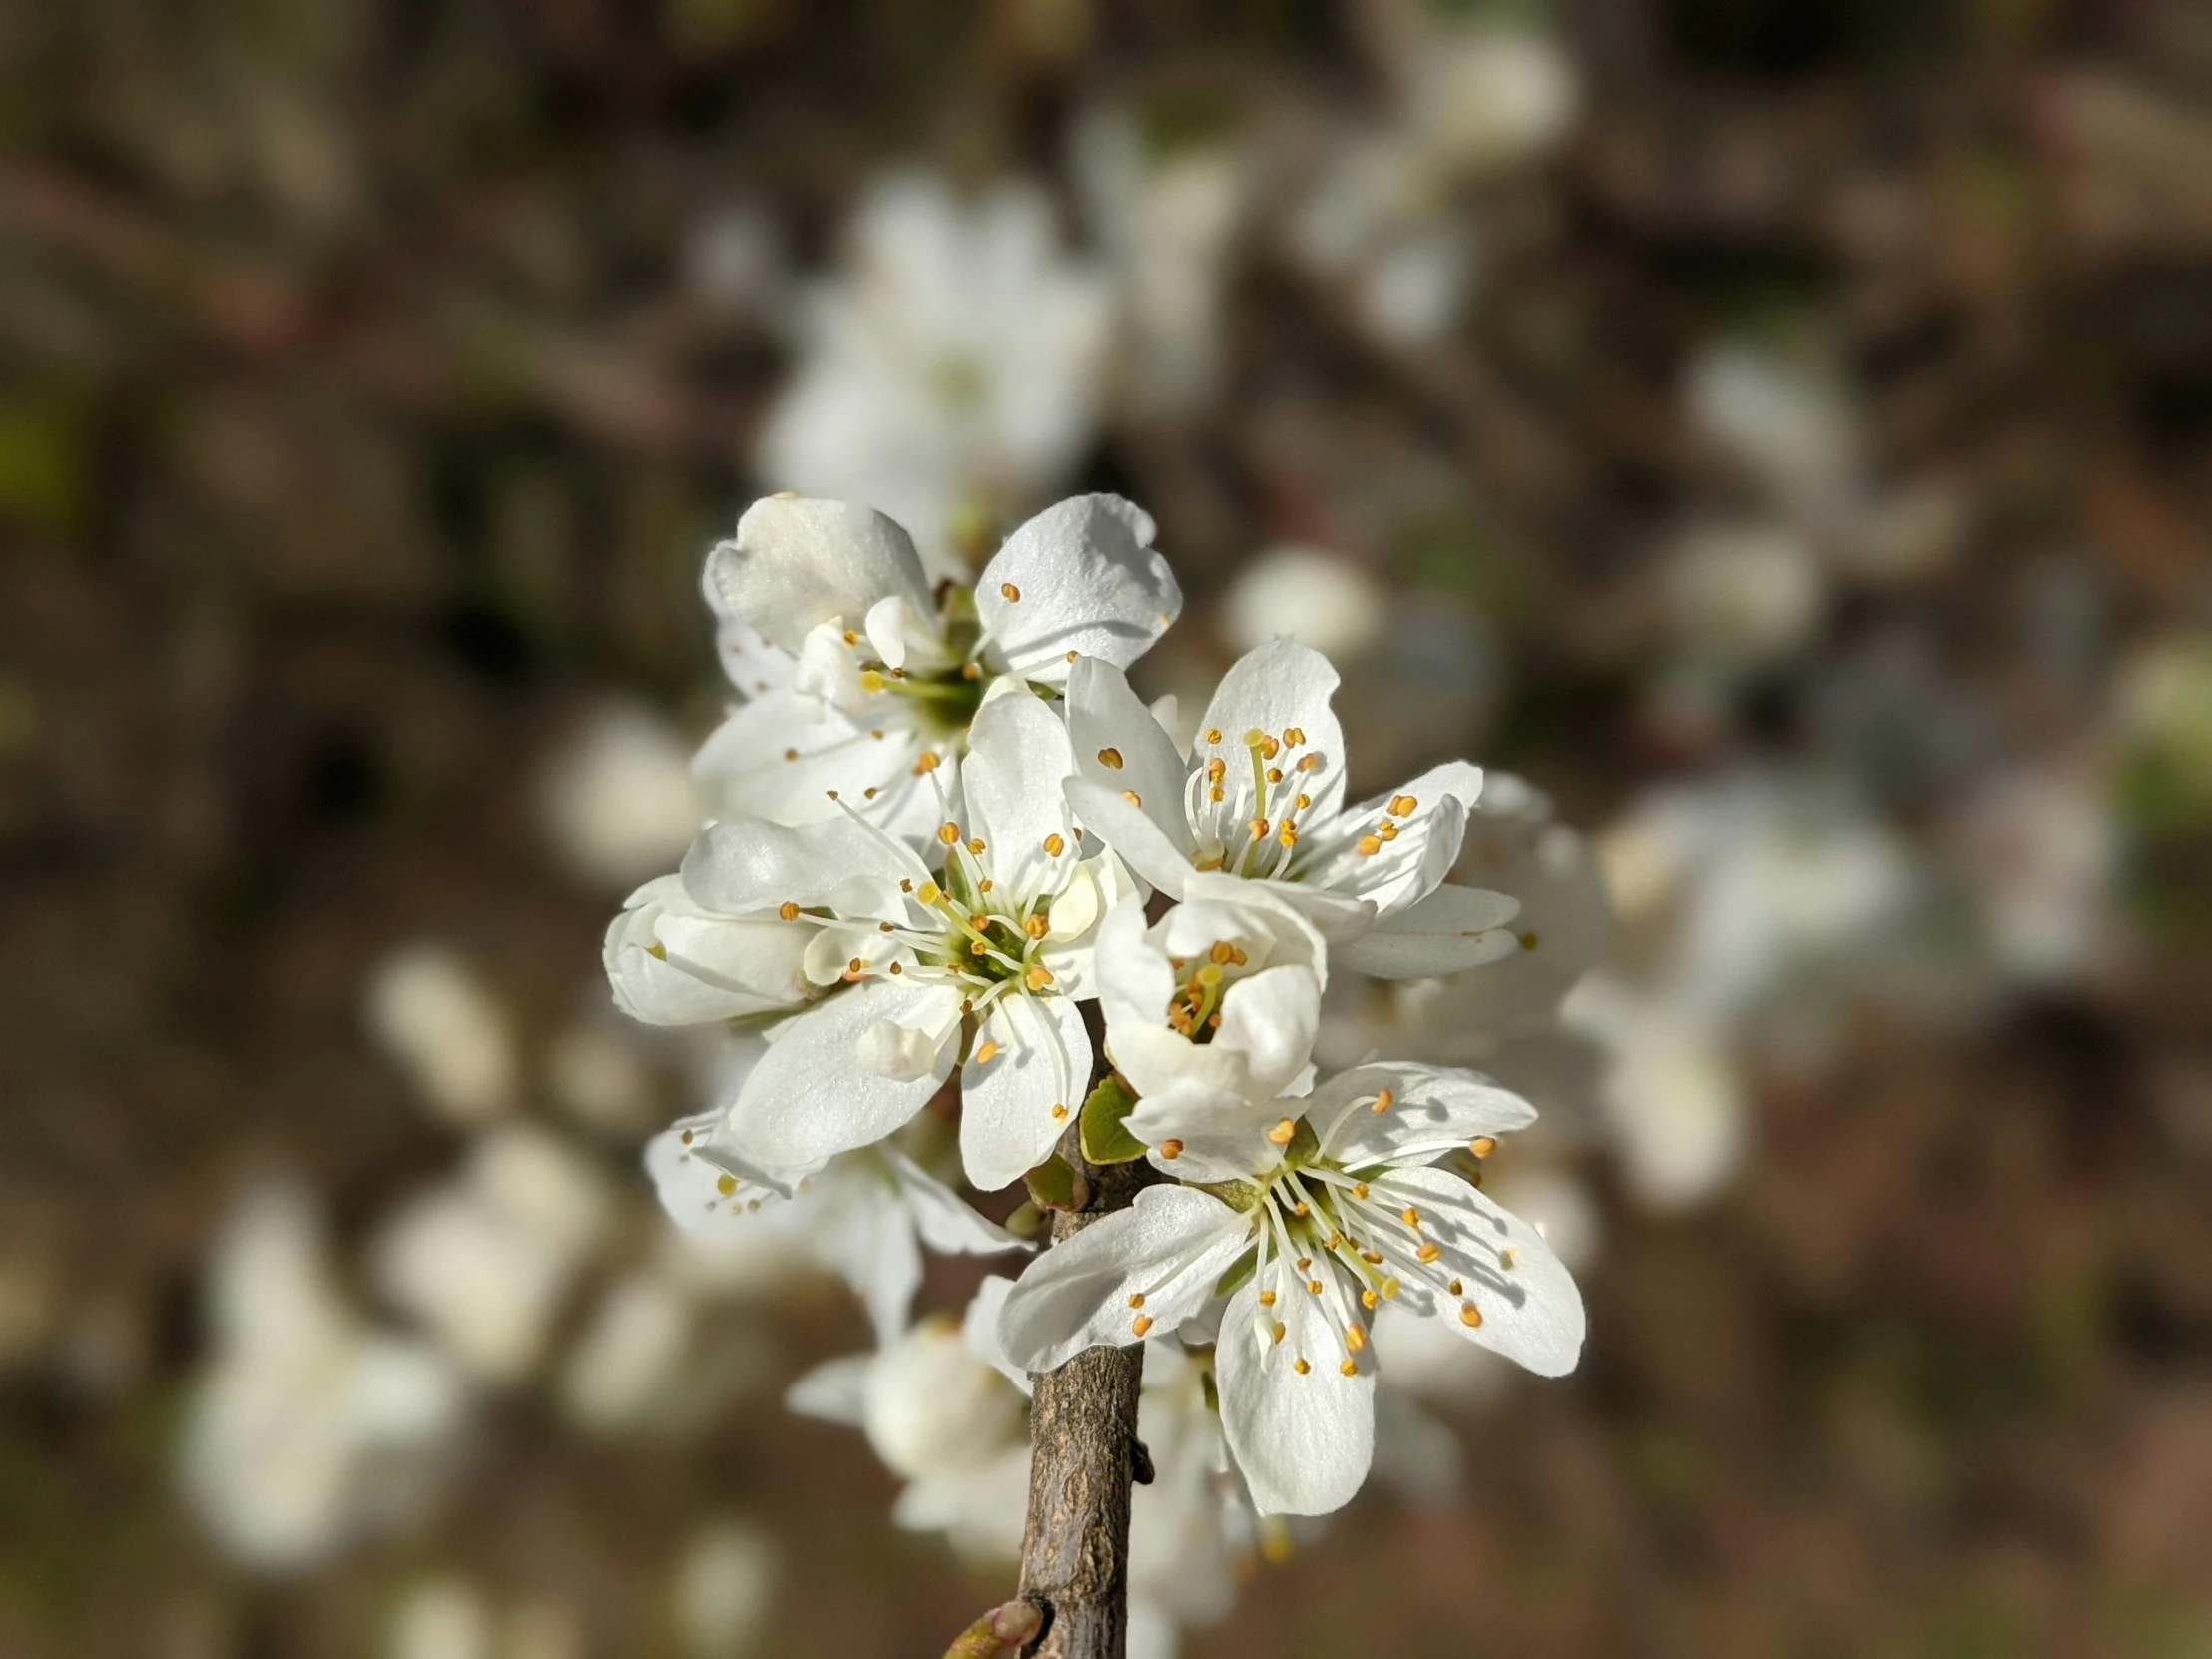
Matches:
[1459,1303,1483,1328]
[1000,582,1021,601]
[1267,1118,1297,1145]
[1096,748,1123,770]
[1389,794,1418,816]
[778,902,800,922]
[1292,1359,1310,1375]
[1159,1140,1183,1159]
[1470,1136,1497,1158]
[1131,1315,1153,1337]
[938,822,960,845]
[1357,835,1382,857]
[1205,728,1223,744]
[1043,833,1065,857]
[1339,1359,1358,1376]
[973,1041,1000,1065]
[1372,1089,1394,1114]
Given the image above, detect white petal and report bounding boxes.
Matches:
[887,1150,1027,1257]
[1306,1062,1537,1169]
[1095,893,1174,1033]
[1447,798,1614,1034]
[1215,1279,1375,1516]
[807,1171,924,1346]
[604,879,807,1025]
[977,495,1179,686]
[1378,1165,1585,1377]
[1120,1090,1284,1184]
[1319,761,1485,917]
[642,1114,804,1234]
[1065,658,1195,858]
[1195,640,1348,823]
[690,692,933,836]
[706,496,932,652]
[960,1275,1032,1394]
[959,993,1093,1191]
[721,981,957,1167]
[1065,778,1192,898]
[1334,883,1523,978]
[996,1186,1249,1374]
[784,1355,871,1426]
[1211,966,1323,1102]
[681,815,916,916]
[960,691,1077,908]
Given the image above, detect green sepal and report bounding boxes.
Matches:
[1212,1247,1258,1302]
[1079,1073,1148,1166]
[1023,1155,1087,1214]
[1003,1201,1046,1240]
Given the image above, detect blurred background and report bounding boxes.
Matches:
[5,0,2212,1653]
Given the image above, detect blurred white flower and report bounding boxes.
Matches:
[181,1182,467,1572]
[387,1578,491,1659]
[1685,339,1865,524]
[672,1519,781,1659]
[537,699,700,892]
[1402,27,1581,176]
[558,1268,697,1432]
[544,1016,661,1135]
[1076,109,1247,419]
[757,173,1112,580]
[1220,547,1388,660]
[1950,761,2120,986]
[364,944,518,1127]
[1664,520,1827,682]
[683,202,788,322]
[1289,133,1475,350]
[371,1126,615,1384]
[788,1279,1034,1561]
[1126,1346,1250,1656]
[1565,976,1749,1210]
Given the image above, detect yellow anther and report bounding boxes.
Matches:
[716,1174,737,1196]
[1292,1202,1309,1217]
[1357,834,1382,857]
[1400,1206,1420,1226]
[1296,752,1323,772]
[917,881,940,904]
[1258,1290,1277,1307]
[680,1129,694,1144]
[889,963,902,974]
[1501,1247,1518,1269]
[1306,1279,1324,1295]
[1249,817,1270,842]
[1261,735,1281,760]
[1131,1315,1153,1337]
[1459,1302,1484,1328]
[1417,1243,1441,1263]
[968,837,986,854]
[899,878,913,892]
[915,749,941,773]
[1024,914,1049,939]
[1160,1139,1183,1159]
[1210,940,1236,965]
[1044,833,1065,856]
[1353,1181,1370,1199]
[1296,1257,1312,1271]
[1346,1325,1367,1352]
[860,670,885,694]
[1267,1118,1298,1145]
[978,879,993,894]
[970,940,988,956]
[1065,650,1078,663]
[1518,931,1540,951]
[1205,728,1223,744]
[1378,822,1398,842]
[1361,1289,1379,1309]
[1025,965,1054,991]
[778,901,801,921]
[846,957,863,974]
[1277,824,1298,849]
[783,747,799,761]
[1267,767,1284,784]
[1209,787,1224,802]
[872,728,885,739]
[1121,790,1143,808]
[973,1041,1000,1065]
[1050,1102,1067,1119]
[1448,1278,1463,1295]
[879,921,894,932]
[825,789,839,800]
[1206,757,1227,783]
[1128,1293,1146,1309]
[1470,1136,1497,1158]
[1360,1250,1383,1265]
[1270,1321,1286,1344]
[938,821,960,845]
[1285,727,1306,746]
[1389,794,1418,817]
[1295,793,1312,810]
[1292,1358,1311,1375]
[1339,1359,1359,1376]
[1000,582,1021,601]
[1096,747,1124,770]
[864,787,879,799]
[1372,1088,1394,1114]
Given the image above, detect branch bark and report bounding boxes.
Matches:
[1014,1148,1154,1659]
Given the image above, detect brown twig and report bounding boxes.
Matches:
[1014,1066,1161,1659]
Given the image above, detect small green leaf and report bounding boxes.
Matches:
[1213,1248,1258,1301]
[1023,1155,1086,1213]
[1080,1073,1148,1165]
[1003,1201,1046,1240]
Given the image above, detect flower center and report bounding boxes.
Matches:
[1185,725,1328,879]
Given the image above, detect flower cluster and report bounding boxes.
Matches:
[610,491,1590,1530]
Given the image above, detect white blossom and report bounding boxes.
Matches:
[1064,641,1521,976]
[180,1182,466,1571]
[997,1062,1583,1515]
[369,1126,614,1384]
[618,690,1126,1189]
[1219,547,1388,660]
[645,1104,1023,1345]
[755,173,1112,581]
[363,944,518,1127]
[692,491,1178,843]
[671,1520,781,1659]
[536,698,701,891]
